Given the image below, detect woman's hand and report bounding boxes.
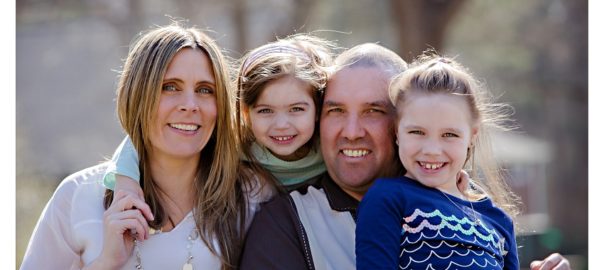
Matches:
[88,190,154,269]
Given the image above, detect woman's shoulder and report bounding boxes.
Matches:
[58,163,109,189]
[51,163,110,210]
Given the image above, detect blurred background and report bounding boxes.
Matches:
[16,0,587,269]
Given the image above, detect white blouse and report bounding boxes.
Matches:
[20,163,272,270]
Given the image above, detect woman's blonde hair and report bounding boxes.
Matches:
[236,34,334,185]
[389,50,520,219]
[109,23,248,269]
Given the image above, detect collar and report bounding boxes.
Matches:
[319,173,360,220]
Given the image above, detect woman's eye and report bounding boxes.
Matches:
[198,87,214,94]
[257,108,272,114]
[443,132,459,138]
[162,84,177,92]
[291,107,305,112]
[409,130,424,135]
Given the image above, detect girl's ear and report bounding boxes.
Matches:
[470,126,479,146]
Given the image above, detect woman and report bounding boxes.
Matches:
[21,23,270,270]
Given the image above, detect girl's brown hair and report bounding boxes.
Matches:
[236,34,334,185]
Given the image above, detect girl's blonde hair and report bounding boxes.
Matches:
[236,34,334,185]
[389,50,520,219]
[110,23,248,269]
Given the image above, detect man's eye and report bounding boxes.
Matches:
[328,108,343,113]
[443,133,459,138]
[162,84,177,91]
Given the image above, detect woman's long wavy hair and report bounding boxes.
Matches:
[105,23,249,269]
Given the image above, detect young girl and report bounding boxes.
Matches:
[355,53,520,269]
[103,35,334,194]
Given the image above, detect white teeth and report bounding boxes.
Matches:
[170,123,199,131]
[273,136,294,141]
[342,149,369,157]
[420,162,444,170]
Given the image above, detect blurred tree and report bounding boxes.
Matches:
[389,0,467,61]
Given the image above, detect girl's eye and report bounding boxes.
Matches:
[443,132,459,138]
[257,108,272,114]
[162,84,177,92]
[291,107,305,112]
[409,130,424,135]
[197,87,214,94]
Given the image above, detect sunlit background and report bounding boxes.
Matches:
[16,0,587,269]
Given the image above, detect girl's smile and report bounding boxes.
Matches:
[249,75,316,161]
[396,93,477,196]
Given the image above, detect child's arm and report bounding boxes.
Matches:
[103,137,143,200]
[503,219,519,270]
[355,180,402,270]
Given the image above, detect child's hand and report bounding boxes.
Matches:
[114,175,145,202]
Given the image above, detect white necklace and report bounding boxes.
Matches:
[439,190,482,226]
[133,226,199,270]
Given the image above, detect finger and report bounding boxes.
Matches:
[107,216,147,241]
[530,260,542,270]
[106,195,154,230]
[110,193,149,214]
[110,209,149,231]
[552,259,570,270]
[539,253,564,270]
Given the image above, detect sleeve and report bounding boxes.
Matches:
[355,180,403,270]
[20,179,82,270]
[239,194,311,270]
[103,136,141,190]
[503,218,519,270]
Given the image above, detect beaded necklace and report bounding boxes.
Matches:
[133,221,199,270]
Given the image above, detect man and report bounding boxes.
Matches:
[239,43,570,270]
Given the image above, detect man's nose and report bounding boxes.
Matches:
[342,114,365,140]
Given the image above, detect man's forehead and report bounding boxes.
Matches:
[324,67,390,103]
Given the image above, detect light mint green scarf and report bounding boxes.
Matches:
[249,142,326,187]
